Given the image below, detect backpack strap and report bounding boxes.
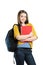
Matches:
[13,24,21,34]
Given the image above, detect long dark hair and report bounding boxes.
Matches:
[17,10,29,25]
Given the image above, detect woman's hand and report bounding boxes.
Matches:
[28,32,33,38]
[20,35,38,42]
[20,32,38,42]
[20,32,34,42]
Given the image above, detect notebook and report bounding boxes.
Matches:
[21,25,32,35]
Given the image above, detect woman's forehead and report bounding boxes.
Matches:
[20,13,26,16]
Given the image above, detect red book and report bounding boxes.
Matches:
[21,26,32,35]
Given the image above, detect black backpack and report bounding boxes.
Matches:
[5,24,20,52]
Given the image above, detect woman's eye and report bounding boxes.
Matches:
[21,16,23,17]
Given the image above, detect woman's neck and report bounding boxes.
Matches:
[21,23,26,26]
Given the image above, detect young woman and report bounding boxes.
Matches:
[13,10,38,65]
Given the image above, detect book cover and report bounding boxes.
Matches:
[21,26,32,35]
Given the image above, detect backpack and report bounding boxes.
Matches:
[5,24,20,52]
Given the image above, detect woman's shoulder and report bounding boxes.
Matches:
[26,23,33,26]
[13,24,18,29]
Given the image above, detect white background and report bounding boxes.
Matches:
[0,0,43,65]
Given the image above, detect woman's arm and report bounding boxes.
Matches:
[21,35,38,42]
[16,32,33,40]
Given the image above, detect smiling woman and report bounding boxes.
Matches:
[19,13,27,23]
[17,10,29,25]
[13,10,38,65]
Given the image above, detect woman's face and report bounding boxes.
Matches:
[19,13,27,23]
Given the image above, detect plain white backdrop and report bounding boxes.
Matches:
[0,0,43,65]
